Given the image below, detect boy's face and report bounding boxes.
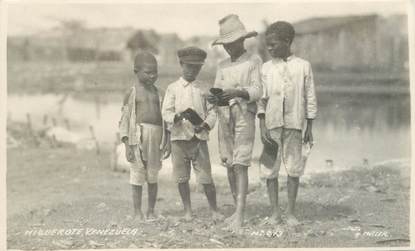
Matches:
[135,63,158,86]
[223,38,245,57]
[181,62,202,82]
[266,34,291,59]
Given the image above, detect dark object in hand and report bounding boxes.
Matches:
[210,88,223,95]
[194,122,211,133]
[259,137,278,169]
[209,88,229,106]
[174,113,184,124]
[181,108,204,125]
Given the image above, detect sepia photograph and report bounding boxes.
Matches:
[2,0,413,249]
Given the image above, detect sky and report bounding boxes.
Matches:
[6,0,408,39]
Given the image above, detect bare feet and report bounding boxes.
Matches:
[183,210,193,222]
[228,215,243,234]
[270,212,283,224]
[133,211,145,222]
[223,212,243,234]
[211,210,225,222]
[286,214,300,226]
[146,210,157,220]
[224,212,237,225]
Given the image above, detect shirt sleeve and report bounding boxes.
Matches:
[161,85,176,130]
[257,64,268,115]
[119,92,131,140]
[203,98,217,129]
[213,67,223,88]
[304,62,317,119]
[243,56,263,102]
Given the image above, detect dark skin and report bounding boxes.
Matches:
[122,61,171,220]
[208,38,252,232]
[227,166,238,204]
[175,61,223,221]
[260,33,314,226]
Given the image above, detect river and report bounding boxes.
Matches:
[7,90,411,178]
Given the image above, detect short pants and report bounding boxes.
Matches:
[171,137,213,184]
[130,123,163,186]
[217,103,256,168]
[260,127,304,179]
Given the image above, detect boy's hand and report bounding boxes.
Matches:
[194,122,210,133]
[303,127,313,146]
[162,141,171,159]
[303,119,314,146]
[125,145,136,163]
[207,94,220,104]
[259,115,274,145]
[174,113,184,124]
[260,125,274,146]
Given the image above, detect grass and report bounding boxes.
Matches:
[6,122,411,249]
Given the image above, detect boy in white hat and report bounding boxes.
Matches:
[258,21,317,226]
[208,14,263,232]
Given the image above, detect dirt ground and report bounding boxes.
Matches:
[6,125,411,249]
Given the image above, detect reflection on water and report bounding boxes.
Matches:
[7,91,411,176]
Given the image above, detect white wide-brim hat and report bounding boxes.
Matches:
[212,14,258,46]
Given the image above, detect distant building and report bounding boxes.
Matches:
[8,26,135,62]
[291,14,408,72]
[65,27,135,62]
[158,33,184,67]
[7,27,67,62]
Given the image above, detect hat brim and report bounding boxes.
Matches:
[212,31,258,46]
[179,59,205,65]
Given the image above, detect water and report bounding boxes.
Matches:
[7,91,411,178]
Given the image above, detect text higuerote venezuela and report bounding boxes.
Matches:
[24,228,139,236]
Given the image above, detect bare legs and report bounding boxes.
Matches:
[225,164,248,232]
[286,176,300,226]
[266,178,282,223]
[132,183,159,221]
[265,175,300,226]
[131,185,144,220]
[226,166,238,204]
[146,183,158,219]
[178,181,193,221]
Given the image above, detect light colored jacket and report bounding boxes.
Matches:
[257,55,317,131]
[214,52,263,114]
[119,86,167,148]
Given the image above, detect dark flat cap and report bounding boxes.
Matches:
[177,46,207,65]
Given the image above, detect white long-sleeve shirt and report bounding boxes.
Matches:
[162,77,216,141]
[257,55,317,131]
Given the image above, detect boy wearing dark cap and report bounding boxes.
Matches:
[119,51,170,221]
[162,46,223,221]
[258,21,317,226]
[208,14,263,232]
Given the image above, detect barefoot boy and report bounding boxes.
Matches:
[209,14,263,231]
[258,21,317,226]
[119,51,170,220]
[162,47,223,221]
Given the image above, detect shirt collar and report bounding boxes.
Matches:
[179,77,193,87]
[271,54,296,64]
